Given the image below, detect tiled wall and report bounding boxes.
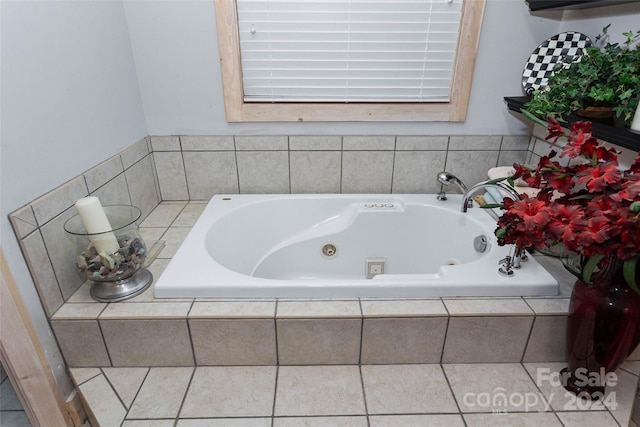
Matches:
[10,133,531,318]
[49,299,570,368]
[150,135,531,199]
[10,138,160,317]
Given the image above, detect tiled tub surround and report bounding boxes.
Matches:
[10,137,160,317]
[17,201,640,427]
[53,201,640,426]
[50,200,602,368]
[151,134,531,198]
[11,132,640,425]
[11,133,533,318]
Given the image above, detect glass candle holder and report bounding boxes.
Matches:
[64,205,153,302]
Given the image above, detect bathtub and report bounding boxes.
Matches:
[154,194,558,298]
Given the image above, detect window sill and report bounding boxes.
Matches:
[504,96,640,152]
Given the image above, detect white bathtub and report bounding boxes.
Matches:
[154,194,558,298]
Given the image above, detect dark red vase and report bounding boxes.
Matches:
[563,257,640,399]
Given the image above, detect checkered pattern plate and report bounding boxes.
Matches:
[522,31,591,96]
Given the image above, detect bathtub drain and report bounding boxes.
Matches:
[322,244,337,258]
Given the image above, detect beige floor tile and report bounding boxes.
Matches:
[362,364,458,414]
[190,319,277,365]
[360,299,447,317]
[122,421,176,427]
[127,367,193,419]
[555,411,620,426]
[189,301,276,318]
[523,362,608,412]
[158,227,192,258]
[274,365,365,416]
[522,315,566,362]
[276,300,361,317]
[0,378,24,410]
[140,202,187,228]
[463,412,563,426]
[0,411,31,427]
[177,419,271,427]
[173,202,206,227]
[69,367,101,386]
[51,320,111,367]
[442,316,533,363]
[277,319,361,365]
[443,298,533,316]
[369,414,465,427]
[603,367,639,426]
[102,367,149,408]
[445,363,550,413]
[273,417,368,427]
[79,373,126,427]
[361,317,447,364]
[180,366,277,418]
[101,319,193,366]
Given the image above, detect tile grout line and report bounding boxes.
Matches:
[119,366,151,425]
[271,365,280,426]
[173,366,197,425]
[358,365,372,427]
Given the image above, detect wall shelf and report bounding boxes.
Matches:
[505,96,640,152]
[525,0,637,11]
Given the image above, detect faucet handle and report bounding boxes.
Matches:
[498,256,514,277]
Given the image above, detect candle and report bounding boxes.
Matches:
[631,101,640,132]
[74,197,120,254]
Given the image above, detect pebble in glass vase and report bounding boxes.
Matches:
[64,201,153,302]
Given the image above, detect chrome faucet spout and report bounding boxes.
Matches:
[437,171,468,194]
[461,180,525,269]
[461,180,522,213]
[436,171,472,206]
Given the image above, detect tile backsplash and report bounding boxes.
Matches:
[152,134,531,199]
[11,133,531,317]
[10,137,160,317]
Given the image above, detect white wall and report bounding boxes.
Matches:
[0,0,147,394]
[560,2,640,42]
[124,0,561,136]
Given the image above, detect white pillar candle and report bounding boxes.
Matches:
[631,101,640,132]
[74,197,120,254]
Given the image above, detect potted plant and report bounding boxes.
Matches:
[490,116,640,399]
[525,25,640,127]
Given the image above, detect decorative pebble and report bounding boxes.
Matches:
[76,255,88,270]
[76,234,147,282]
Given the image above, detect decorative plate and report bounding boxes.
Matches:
[522,31,591,96]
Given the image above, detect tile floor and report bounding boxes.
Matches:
[0,374,31,427]
[71,362,640,426]
[58,201,640,426]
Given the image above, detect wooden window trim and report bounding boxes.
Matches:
[214,0,486,122]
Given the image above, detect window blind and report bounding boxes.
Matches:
[236,0,463,103]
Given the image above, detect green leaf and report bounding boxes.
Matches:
[520,109,549,127]
[623,256,640,295]
[485,176,509,185]
[480,203,503,209]
[495,226,507,239]
[631,201,640,213]
[582,254,604,284]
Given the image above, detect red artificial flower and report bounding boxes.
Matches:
[495,117,640,271]
[576,161,622,192]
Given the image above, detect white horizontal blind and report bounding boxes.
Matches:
[236,0,463,103]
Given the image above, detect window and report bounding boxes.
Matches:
[214,0,486,122]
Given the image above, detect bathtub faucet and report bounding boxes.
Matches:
[436,172,472,208]
[461,180,525,271]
